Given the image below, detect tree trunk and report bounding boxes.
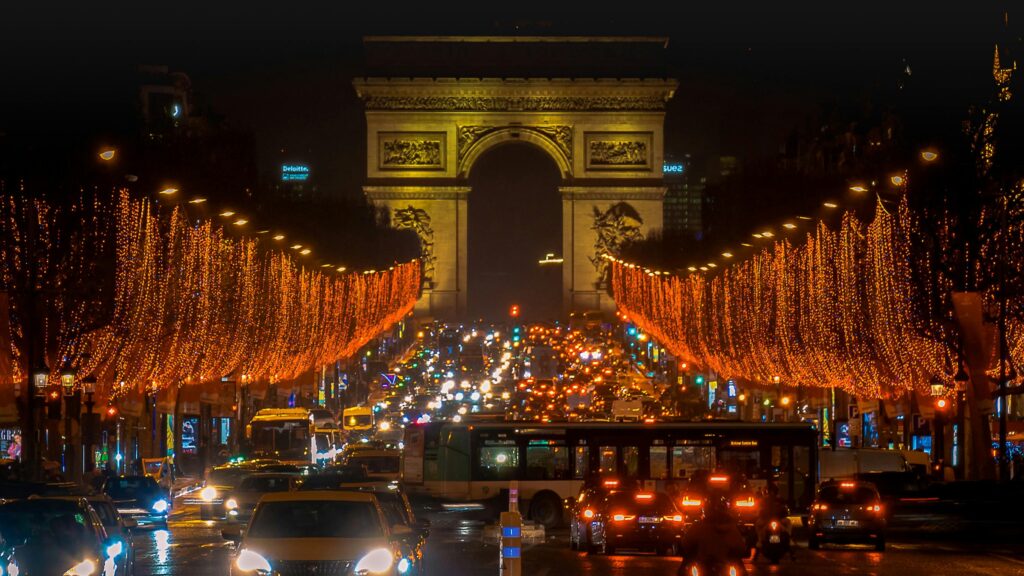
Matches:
[952,292,997,481]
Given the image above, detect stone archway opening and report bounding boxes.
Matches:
[468,142,562,322]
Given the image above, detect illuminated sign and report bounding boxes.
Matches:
[729,440,758,447]
[281,164,310,182]
[663,162,685,174]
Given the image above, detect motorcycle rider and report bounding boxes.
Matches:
[679,495,748,575]
[755,481,794,560]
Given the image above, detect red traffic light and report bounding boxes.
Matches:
[510,304,520,318]
[106,405,118,417]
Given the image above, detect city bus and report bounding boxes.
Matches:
[401,421,818,527]
[246,408,317,465]
[343,406,375,435]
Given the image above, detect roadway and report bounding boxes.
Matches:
[132,497,1024,576]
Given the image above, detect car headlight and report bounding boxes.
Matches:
[200,486,217,502]
[152,499,170,513]
[225,498,238,510]
[235,549,272,574]
[355,548,393,575]
[106,540,124,558]
[7,561,19,576]
[397,557,411,574]
[63,559,96,576]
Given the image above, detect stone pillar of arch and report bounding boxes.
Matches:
[356,77,676,321]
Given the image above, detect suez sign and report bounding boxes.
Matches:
[663,162,685,174]
[281,164,310,181]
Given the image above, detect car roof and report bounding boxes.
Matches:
[258,490,376,503]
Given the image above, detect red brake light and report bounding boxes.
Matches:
[612,514,635,522]
[603,479,620,488]
[840,482,856,488]
[770,521,779,530]
[813,503,829,511]
[665,514,683,522]
[681,496,702,507]
[734,497,756,508]
[583,509,594,519]
[635,493,654,501]
[709,475,729,484]
[871,504,882,513]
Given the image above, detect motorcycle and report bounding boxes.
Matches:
[759,518,792,564]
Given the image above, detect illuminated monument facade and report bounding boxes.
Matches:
[357,36,677,319]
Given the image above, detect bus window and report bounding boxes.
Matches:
[526,440,569,480]
[650,446,668,479]
[672,446,715,478]
[719,449,761,480]
[623,446,639,478]
[478,440,519,481]
[599,446,616,475]
[573,446,589,480]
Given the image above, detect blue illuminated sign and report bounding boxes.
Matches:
[502,526,521,538]
[502,547,521,558]
[663,163,685,174]
[281,164,310,182]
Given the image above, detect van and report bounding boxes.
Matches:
[819,448,910,481]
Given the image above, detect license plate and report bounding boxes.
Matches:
[837,520,859,527]
[639,516,660,524]
[769,535,781,544]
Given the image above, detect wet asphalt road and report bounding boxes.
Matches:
[131,497,1024,576]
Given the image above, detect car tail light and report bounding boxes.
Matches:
[603,479,620,488]
[734,497,756,508]
[612,514,635,522]
[664,514,683,522]
[812,503,829,511]
[871,504,882,513]
[770,521,779,531]
[583,509,594,519]
[681,496,703,508]
[635,493,654,501]
[709,475,729,484]
[840,481,856,488]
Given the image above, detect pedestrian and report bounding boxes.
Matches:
[6,433,21,461]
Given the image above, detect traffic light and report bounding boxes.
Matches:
[694,375,705,386]
[105,405,119,419]
[510,304,520,318]
[46,390,62,419]
[935,397,949,410]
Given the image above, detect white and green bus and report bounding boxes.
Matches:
[401,420,819,527]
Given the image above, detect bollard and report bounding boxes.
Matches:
[500,481,522,576]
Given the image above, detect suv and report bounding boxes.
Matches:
[808,480,886,551]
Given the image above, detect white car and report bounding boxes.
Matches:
[223,490,414,575]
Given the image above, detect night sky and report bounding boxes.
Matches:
[0,2,1011,321]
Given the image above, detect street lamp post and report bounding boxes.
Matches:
[83,376,97,474]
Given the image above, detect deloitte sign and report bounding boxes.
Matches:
[281,164,310,182]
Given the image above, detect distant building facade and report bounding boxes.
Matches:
[662,154,706,239]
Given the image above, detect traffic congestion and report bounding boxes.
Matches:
[1,317,1022,576]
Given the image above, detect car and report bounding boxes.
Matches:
[222,490,415,575]
[199,464,257,519]
[224,473,302,525]
[0,497,124,576]
[103,475,171,528]
[807,480,887,551]
[587,490,685,556]
[342,449,402,481]
[298,465,370,490]
[331,481,430,575]
[52,494,137,576]
[568,479,624,551]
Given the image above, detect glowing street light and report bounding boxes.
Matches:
[920,149,939,162]
[539,253,564,265]
[849,185,868,193]
[233,219,248,226]
[721,252,733,258]
[336,266,347,273]
[98,149,116,161]
[300,248,311,255]
[687,266,698,272]
[273,234,285,241]
[782,222,797,230]
[890,175,906,186]
[188,197,207,204]
[290,244,303,250]
[219,211,236,218]
[158,187,178,196]
[823,202,839,209]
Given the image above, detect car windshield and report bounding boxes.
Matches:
[819,485,879,505]
[106,477,159,498]
[240,476,292,492]
[90,501,119,527]
[208,468,250,487]
[348,456,399,473]
[247,500,383,538]
[372,491,410,525]
[0,500,99,550]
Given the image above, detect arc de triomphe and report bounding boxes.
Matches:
[357,36,677,320]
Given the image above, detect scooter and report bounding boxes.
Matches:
[759,518,792,564]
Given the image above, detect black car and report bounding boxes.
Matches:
[103,475,171,528]
[808,480,887,551]
[52,495,138,575]
[588,491,685,556]
[297,465,369,490]
[0,497,122,575]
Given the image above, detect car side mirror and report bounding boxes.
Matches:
[391,524,413,537]
[122,518,138,530]
[221,526,243,543]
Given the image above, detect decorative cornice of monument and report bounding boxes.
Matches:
[457,124,572,165]
[558,185,666,201]
[364,185,471,200]
[354,78,677,112]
